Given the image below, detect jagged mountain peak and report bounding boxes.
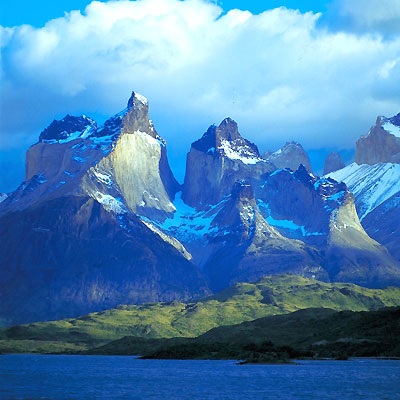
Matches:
[263,141,313,172]
[323,151,345,175]
[191,118,262,161]
[217,117,241,141]
[293,164,314,185]
[356,112,400,165]
[92,91,160,143]
[183,118,273,208]
[127,91,148,108]
[39,114,97,143]
[389,112,400,126]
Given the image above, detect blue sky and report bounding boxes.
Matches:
[0,1,327,27]
[1,0,400,192]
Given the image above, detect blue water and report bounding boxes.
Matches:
[1,355,400,399]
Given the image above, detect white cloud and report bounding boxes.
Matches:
[2,0,400,186]
[326,0,400,35]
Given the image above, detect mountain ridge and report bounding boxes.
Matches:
[1,91,400,326]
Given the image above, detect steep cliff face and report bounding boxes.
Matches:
[2,92,179,221]
[182,118,274,208]
[262,142,312,172]
[83,92,179,221]
[26,115,97,181]
[2,92,400,327]
[325,195,400,287]
[254,166,400,287]
[355,115,400,165]
[0,92,207,325]
[201,181,325,291]
[327,163,400,262]
[255,166,346,246]
[0,196,208,326]
[323,151,345,175]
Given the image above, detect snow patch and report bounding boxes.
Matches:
[93,170,112,186]
[93,191,127,214]
[218,139,264,165]
[134,92,148,105]
[382,120,400,138]
[147,192,225,243]
[135,130,160,147]
[73,156,88,163]
[327,163,400,220]
[257,199,324,237]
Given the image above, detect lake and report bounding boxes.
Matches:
[1,355,400,399]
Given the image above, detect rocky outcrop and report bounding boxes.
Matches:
[254,165,400,287]
[325,194,400,288]
[3,92,180,221]
[355,115,400,165]
[255,165,346,246]
[201,181,325,291]
[0,91,205,325]
[327,155,400,265]
[323,151,345,175]
[0,196,209,326]
[2,92,400,326]
[326,163,400,221]
[262,142,312,172]
[182,118,274,208]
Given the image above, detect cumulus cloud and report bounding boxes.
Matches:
[325,0,400,35]
[2,0,400,189]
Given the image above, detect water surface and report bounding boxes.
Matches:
[1,355,400,399]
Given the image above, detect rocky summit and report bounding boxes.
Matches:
[327,117,400,263]
[0,92,206,325]
[355,114,400,165]
[262,141,313,172]
[323,151,345,175]
[182,118,274,208]
[1,91,400,326]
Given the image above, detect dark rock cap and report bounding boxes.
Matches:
[192,118,260,156]
[39,115,96,142]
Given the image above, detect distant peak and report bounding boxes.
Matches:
[264,141,312,172]
[323,151,345,175]
[284,141,301,147]
[127,91,148,109]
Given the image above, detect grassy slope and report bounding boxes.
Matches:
[1,274,400,353]
[89,307,400,361]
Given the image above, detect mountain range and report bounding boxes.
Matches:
[1,91,399,325]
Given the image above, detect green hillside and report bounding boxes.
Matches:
[1,274,400,354]
[138,307,400,362]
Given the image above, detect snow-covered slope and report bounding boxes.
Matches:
[326,163,400,220]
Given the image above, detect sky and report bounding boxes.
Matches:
[1,0,400,191]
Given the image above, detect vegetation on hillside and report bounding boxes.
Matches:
[1,274,400,355]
